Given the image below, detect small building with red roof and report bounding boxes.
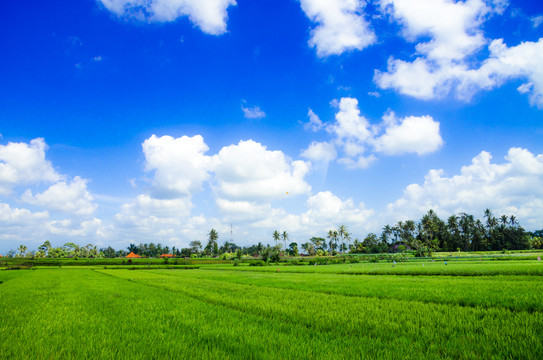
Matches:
[126,252,141,258]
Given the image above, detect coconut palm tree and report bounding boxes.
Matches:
[327,230,338,253]
[18,244,27,257]
[281,231,289,255]
[338,225,350,253]
[273,230,280,249]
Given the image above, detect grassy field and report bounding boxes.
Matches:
[1,261,542,359]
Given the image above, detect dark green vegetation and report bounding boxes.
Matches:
[1,260,542,359]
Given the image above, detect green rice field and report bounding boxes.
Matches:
[1,260,542,359]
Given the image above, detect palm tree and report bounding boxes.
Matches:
[281,231,289,255]
[381,225,392,244]
[18,244,27,257]
[207,229,219,256]
[273,230,280,249]
[338,225,350,253]
[327,230,338,253]
[510,215,517,227]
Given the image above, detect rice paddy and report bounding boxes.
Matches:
[1,260,542,359]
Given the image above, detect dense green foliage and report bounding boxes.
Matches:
[1,259,542,359]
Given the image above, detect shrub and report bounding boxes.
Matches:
[233,259,240,267]
[348,256,360,264]
[269,251,281,263]
[368,256,379,263]
[249,260,266,266]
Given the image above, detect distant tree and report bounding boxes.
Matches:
[338,225,350,253]
[309,237,325,251]
[273,230,280,248]
[127,243,138,254]
[190,241,202,255]
[205,229,219,256]
[101,246,116,258]
[327,230,338,253]
[281,231,289,254]
[362,233,380,253]
[17,244,27,258]
[38,241,51,255]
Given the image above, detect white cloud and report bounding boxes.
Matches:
[337,154,377,169]
[0,138,62,195]
[0,201,107,250]
[257,191,376,238]
[0,203,49,227]
[48,218,105,238]
[380,0,489,62]
[386,147,543,228]
[459,38,543,107]
[142,134,213,198]
[215,198,272,222]
[301,141,337,163]
[375,0,543,107]
[241,105,266,119]
[304,108,324,132]
[21,177,97,216]
[98,0,237,35]
[532,15,543,28]
[114,194,224,246]
[372,113,443,155]
[213,140,311,201]
[300,0,376,57]
[307,98,443,168]
[116,194,193,223]
[328,97,372,141]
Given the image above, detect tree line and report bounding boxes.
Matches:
[4,209,542,259]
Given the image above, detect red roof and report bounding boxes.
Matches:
[126,252,141,258]
[160,254,174,258]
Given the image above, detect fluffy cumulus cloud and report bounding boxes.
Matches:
[22,177,97,216]
[98,0,236,35]
[117,136,313,237]
[459,38,543,107]
[302,98,443,169]
[143,134,213,198]
[375,0,543,106]
[300,0,376,57]
[0,138,62,195]
[372,112,443,155]
[213,140,311,201]
[386,147,543,228]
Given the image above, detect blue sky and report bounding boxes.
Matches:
[0,0,542,252]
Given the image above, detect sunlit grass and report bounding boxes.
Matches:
[1,263,542,359]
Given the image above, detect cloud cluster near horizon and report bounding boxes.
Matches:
[1,135,542,251]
